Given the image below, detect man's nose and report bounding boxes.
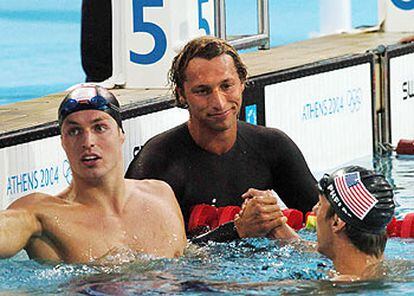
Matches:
[210,88,226,109]
[81,130,96,148]
[312,202,319,214]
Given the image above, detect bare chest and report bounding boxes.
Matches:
[29,210,170,263]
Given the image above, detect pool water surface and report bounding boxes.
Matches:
[0,154,412,295]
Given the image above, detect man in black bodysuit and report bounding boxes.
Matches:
[126,36,318,242]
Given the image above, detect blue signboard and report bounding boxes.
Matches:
[245,104,257,125]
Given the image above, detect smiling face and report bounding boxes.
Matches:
[61,110,125,181]
[179,54,245,134]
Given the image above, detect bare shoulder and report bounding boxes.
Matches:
[7,192,55,210]
[126,179,175,200]
[125,179,182,220]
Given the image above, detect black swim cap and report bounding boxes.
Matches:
[318,165,395,234]
[58,84,123,131]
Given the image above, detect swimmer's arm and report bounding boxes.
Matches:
[154,180,187,256]
[192,189,289,244]
[268,223,317,252]
[268,223,300,240]
[191,221,240,244]
[0,209,42,258]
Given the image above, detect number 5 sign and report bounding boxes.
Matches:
[391,0,414,10]
[379,0,414,32]
[112,0,215,88]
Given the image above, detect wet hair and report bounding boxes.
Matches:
[168,36,248,107]
[325,205,387,258]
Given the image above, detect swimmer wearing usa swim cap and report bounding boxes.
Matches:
[58,84,123,131]
[318,166,395,235]
[271,165,396,281]
[316,166,395,280]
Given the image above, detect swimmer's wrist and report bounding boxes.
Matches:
[233,217,247,238]
[268,223,300,241]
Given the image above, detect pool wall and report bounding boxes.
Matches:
[245,53,375,173]
[384,44,414,146]
[0,99,187,208]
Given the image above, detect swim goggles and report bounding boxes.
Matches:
[58,94,122,127]
[317,173,330,195]
[59,95,120,119]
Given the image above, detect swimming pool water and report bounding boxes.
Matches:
[0,0,83,105]
[0,0,378,106]
[0,155,412,295]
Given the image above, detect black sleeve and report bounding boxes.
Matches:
[125,140,169,180]
[125,147,147,180]
[81,0,112,82]
[270,131,319,214]
[191,222,240,244]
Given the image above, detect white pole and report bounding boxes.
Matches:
[320,0,352,35]
[110,0,126,86]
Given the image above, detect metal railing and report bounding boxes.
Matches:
[214,0,270,50]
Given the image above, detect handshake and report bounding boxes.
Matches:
[188,188,303,240]
[234,188,300,240]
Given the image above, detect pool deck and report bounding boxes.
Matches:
[0,31,412,137]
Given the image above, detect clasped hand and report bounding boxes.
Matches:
[234,188,287,238]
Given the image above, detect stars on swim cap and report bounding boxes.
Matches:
[333,172,378,220]
[319,165,395,234]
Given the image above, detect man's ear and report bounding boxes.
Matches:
[331,214,346,233]
[177,88,186,106]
